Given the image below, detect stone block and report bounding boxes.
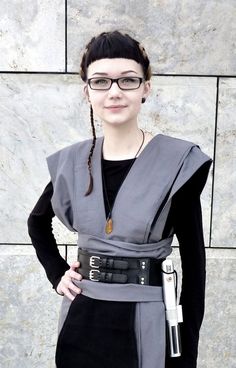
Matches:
[199,248,236,367]
[0,244,65,367]
[68,0,236,75]
[141,76,216,245]
[0,74,215,245]
[0,73,86,244]
[211,78,236,247]
[0,0,65,71]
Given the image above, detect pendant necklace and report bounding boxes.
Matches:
[102,129,145,234]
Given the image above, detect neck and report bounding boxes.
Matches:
[102,123,144,160]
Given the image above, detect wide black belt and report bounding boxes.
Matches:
[77,249,164,286]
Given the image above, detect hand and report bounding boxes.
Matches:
[56,261,82,301]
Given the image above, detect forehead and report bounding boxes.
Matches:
[87,58,143,77]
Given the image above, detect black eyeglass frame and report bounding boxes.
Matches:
[87,77,144,91]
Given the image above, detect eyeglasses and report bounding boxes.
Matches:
[87,77,144,91]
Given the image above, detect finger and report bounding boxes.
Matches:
[71,261,80,270]
[61,277,82,294]
[56,283,64,296]
[64,268,82,281]
[60,282,81,300]
[68,281,82,295]
[70,269,82,281]
[63,271,72,280]
[62,288,76,301]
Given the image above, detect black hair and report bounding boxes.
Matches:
[80,31,151,83]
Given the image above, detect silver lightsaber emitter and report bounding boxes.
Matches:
[162,259,183,357]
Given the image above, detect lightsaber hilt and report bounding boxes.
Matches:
[162,259,183,357]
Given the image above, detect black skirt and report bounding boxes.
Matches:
[56,294,138,368]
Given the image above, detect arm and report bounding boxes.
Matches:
[28,182,82,299]
[27,182,70,290]
[165,161,211,368]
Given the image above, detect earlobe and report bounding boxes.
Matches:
[143,80,151,100]
[83,85,91,103]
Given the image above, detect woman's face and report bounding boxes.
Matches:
[84,58,151,128]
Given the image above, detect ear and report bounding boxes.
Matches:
[142,80,151,100]
[83,85,90,103]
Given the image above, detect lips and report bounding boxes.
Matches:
[105,105,127,109]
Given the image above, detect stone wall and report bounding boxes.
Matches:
[0,1,235,367]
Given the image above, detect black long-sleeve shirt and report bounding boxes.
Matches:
[27,157,211,368]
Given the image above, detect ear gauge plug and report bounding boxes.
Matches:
[141,97,146,104]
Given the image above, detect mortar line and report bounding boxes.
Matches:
[209,77,220,247]
[65,0,67,73]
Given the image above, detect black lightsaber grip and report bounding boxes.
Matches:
[167,323,182,357]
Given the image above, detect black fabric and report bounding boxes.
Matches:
[27,182,70,288]
[27,157,212,368]
[102,157,136,215]
[56,294,138,368]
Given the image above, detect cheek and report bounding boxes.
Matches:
[89,93,104,109]
[128,89,144,103]
[131,93,143,109]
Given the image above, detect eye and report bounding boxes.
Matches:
[93,78,109,86]
[121,77,138,85]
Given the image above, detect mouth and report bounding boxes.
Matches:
[105,105,127,110]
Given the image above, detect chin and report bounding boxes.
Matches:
[104,120,130,127]
[103,115,136,127]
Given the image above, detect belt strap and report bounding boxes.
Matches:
[77,249,164,286]
[80,268,128,283]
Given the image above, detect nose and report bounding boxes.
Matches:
[108,80,122,97]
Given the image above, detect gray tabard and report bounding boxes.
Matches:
[47,133,212,368]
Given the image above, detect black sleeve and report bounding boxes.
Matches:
[165,161,212,368]
[27,182,70,290]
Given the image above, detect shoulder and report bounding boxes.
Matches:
[157,134,211,162]
[46,137,97,179]
[155,134,212,197]
[46,137,101,169]
[158,133,196,150]
[47,137,94,160]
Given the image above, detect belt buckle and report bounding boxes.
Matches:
[89,269,100,282]
[89,256,101,268]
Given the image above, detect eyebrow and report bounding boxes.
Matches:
[91,70,138,76]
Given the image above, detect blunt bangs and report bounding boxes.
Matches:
[81,31,150,81]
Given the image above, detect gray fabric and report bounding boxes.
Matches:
[78,233,173,258]
[135,301,166,368]
[47,133,212,368]
[47,134,211,242]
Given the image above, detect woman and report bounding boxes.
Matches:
[28,31,212,368]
